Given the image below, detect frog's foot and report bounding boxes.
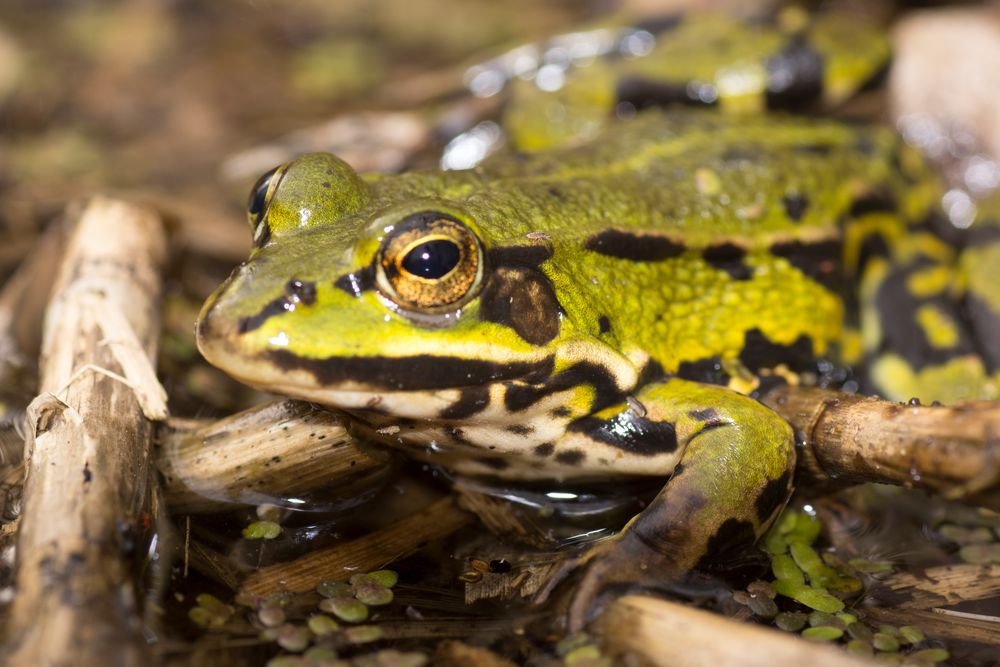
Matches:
[535,529,686,633]
[536,379,799,632]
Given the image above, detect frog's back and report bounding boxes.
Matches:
[469,111,924,382]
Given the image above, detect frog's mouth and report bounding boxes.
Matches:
[196,300,557,414]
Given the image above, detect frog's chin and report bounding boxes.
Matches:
[253,380,471,422]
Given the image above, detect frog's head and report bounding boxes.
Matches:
[198,153,627,419]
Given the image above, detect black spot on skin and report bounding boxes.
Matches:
[504,361,622,414]
[676,357,730,386]
[699,518,758,565]
[238,279,317,334]
[567,412,678,457]
[703,243,752,281]
[633,14,683,35]
[853,136,877,157]
[670,462,685,480]
[854,233,890,276]
[637,358,667,386]
[857,59,890,94]
[547,185,563,199]
[550,407,572,419]
[967,222,1000,247]
[333,264,376,298]
[439,386,491,420]
[321,181,331,188]
[534,442,555,457]
[505,424,534,436]
[848,191,897,218]
[965,292,1000,372]
[739,328,814,373]
[913,209,968,247]
[488,244,552,268]
[615,76,718,111]
[480,267,562,346]
[265,350,555,392]
[771,239,843,293]
[764,35,824,111]
[238,296,289,334]
[782,193,810,222]
[791,143,833,156]
[875,258,977,370]
[754,470,792,525]
[598,315,612,334]
[555,449,585,465]
[584,230,686,261]
[687,407,719,422]
[696,419,727,436]
[478,457,510,471]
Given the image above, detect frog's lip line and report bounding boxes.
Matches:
[258,348,556,393]
[198,333,556,394]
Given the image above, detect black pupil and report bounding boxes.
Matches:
[248,166,279,219]
[401,239,461,279]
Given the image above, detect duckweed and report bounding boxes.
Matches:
[319,596,369,623]
[802,626,843,641]
[307,614,340,636]
[243,520,282,540]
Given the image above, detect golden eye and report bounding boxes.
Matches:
[378,213,483,311]
[247,163,288,244]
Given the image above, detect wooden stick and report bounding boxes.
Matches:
[240,497,472,597]
[865,563,1000,611]
[159,399,392,514]
[762,386,1000,500]
[597,595,876,667]
[862,607,1000,645]
[5,197,166,667]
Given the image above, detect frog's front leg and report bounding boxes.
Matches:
[542,378,796,631]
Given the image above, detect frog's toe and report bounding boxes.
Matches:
[535,532,685,633]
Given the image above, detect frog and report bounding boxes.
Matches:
[196,8,1000,629]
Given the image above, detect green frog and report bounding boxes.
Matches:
[197,9,1000,627]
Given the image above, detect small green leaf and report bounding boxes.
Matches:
[773,582,844,613]
[848,558,893,573]
[771,554,805,584]
[808,611,843,629]
[318,596,369,623]
[899,625,925,644]
[366,570,399,588]
[316,580,353,598]
[802,626,843,641]
[788,513,821,544]
[790,543,824,575]
[846,639,873,657]
[351,574,394,606]
[907,648,949,663]
[344,625,385,643]
[307,614,339,635]
[243,520,281,540]
[774,611,807,632]
[872,632,899,652]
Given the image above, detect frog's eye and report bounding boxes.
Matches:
[377,212,484,311]
[247,163,288,242]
